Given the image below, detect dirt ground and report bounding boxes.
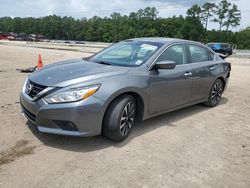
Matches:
[0,42,249,188]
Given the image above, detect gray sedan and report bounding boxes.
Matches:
[20,38,231,141]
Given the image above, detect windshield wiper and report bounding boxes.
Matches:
[96,61,112,66]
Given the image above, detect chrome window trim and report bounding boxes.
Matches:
[147,42,216,70]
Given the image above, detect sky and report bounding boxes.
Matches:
[0,0,249,31]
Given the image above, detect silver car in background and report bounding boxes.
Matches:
[20,38,231,141]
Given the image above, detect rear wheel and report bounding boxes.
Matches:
[205,79,224,107]
[103,95,136,142]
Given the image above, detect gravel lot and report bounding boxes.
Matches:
[0,42,249,188]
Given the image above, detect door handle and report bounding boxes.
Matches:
[184,72,192,76]
[210,66,216,70]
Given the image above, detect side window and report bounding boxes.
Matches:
[156,45,187,65]
[189,45,209,63]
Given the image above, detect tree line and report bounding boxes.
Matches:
[0,0,249,49]
[187,0,241,31]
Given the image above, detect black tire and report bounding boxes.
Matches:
[205,79,224,107]
[103,95,136,142]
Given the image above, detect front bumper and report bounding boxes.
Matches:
[20,90,105,137]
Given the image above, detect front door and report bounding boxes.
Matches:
[149,44,193,114]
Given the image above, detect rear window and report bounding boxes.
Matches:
[207,43,214,48]
[207,43,231,50]
[221,44,230,49]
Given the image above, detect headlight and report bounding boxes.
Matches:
[22,78,28,93]
[45,85,100,104]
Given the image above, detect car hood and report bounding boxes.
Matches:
[28,59,130,87]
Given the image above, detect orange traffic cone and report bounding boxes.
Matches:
[36,54,43,69]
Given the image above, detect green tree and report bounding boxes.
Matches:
[143,7,158,20]
[186,4,202,19]
[213,0,231,31]
[235,28,250,49]
[202,2,217,30]
[182,17,205,41]
[224,4,241,31]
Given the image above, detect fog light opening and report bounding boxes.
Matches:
[53,120,78,131]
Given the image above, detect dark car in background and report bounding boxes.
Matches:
[206,42,233,57]
[20,38,231,141]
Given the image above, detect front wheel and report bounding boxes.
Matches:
[103,95,136,142]
[205,79,224,107]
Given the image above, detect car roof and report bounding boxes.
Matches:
[127,37,201,45]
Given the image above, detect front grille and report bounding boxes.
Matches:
[22,105,36,122]
[25,80,47,98]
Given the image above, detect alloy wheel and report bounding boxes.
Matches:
[211,81,223,105]
[120,102,135,136]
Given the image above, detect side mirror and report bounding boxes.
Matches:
[155,61,176,70]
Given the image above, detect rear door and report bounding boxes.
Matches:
[187,44,216,101]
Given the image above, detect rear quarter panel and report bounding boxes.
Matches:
[211,58,231,91]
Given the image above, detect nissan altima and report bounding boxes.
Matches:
[20,38,231,141]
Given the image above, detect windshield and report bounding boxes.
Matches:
[89,41,162,67]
